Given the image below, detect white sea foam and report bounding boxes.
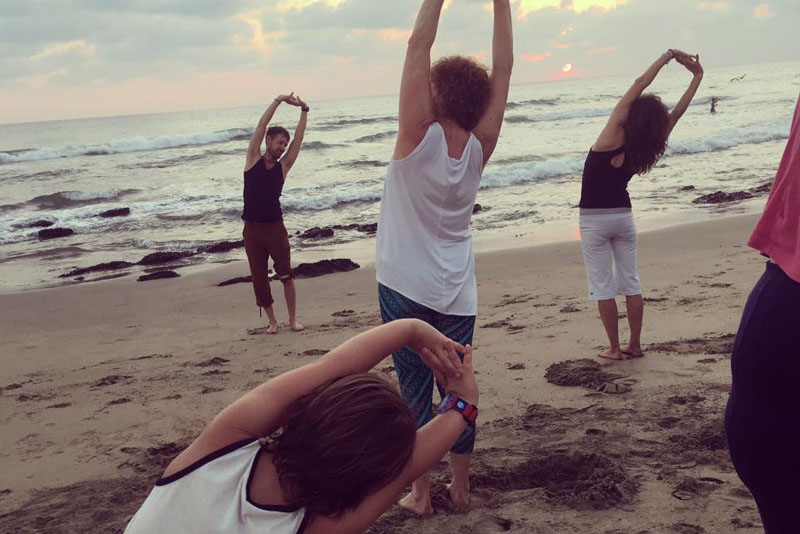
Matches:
[0,128,251,164]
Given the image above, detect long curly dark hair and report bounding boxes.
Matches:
[431,55,492,130]
[623,93,670,175]
[266,373,416,518]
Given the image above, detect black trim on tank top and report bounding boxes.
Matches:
[155,437,258,486]
[296,509,313,534]
[245,446,303,513]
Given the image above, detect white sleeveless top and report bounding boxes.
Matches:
[376,122,484,316]
[125,438,308,534]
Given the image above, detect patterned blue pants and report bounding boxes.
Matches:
[378,283,476,454]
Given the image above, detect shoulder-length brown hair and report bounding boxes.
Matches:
[623,93,670,175]
[267,373,416,518]
[431,55,492,131]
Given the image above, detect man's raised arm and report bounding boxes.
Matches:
[246,93,292,171]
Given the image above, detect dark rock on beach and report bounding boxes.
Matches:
[293,259,360,278]
[197,240,244,254]
[59,261,135,278]
[27,220,55,228]
[679,185,696,192]
[218,275,252,287]
[331,224,360,231]
[300,227,335,239]
[98,207,130,218]
[137,270,180,282]
[749,182,772,194]
[693,191,754,204]
[38,228,74,240]
[356,223,377,234]
[473,203,484,213]
[138,251,196,265]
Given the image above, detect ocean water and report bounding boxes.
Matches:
[1,60,798,291]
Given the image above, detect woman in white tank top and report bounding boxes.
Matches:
[376,0,513,516]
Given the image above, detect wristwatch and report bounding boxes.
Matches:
[437,392,478,425]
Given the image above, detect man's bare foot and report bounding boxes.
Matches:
[266,323,279,334]
[598,348,625,360]
[290,320,304,332]
[622,345,644,358]
[398,492,433,516]
[446,482,470,508]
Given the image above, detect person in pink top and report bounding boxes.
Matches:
[724,96,800,534]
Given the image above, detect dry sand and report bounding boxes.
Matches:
[0,214,766,533]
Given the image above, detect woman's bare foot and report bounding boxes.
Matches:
[446,481,470,508]
[621,344,644,358]
[266,323,279,334]
[398,491,433,516]
[290,320,305,332]
[598,348,625,360]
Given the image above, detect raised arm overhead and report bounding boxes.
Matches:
[473,0,514,166]
[393,0,445,160]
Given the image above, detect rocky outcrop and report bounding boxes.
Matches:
[218,276,253,287]
[300,227,334,239]
[98,207,130,218]
[27,220,54,228]
[693,191,754,204]
[197,240,244,254]
[60,261,135,278]
[138,251,196,265]
[293,259,360,278]
[137,270,180,282]
[38,228,74,240]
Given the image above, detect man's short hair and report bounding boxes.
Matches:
[266,126,290,142]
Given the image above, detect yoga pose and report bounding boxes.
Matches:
[725,97,800,534]
[242,93,308,334]
[578,49,703,360]
[125,320,478,534]
[376,0,512,515]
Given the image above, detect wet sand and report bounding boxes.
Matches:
[0,214,765,533]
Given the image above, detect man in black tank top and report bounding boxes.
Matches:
[242,93,309,333]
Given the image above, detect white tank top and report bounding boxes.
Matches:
[125,439,308,534]
[376,122,484,316]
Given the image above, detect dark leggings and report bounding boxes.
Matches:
[724,262,800,533]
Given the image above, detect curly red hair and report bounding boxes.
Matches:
[431,56,492,130]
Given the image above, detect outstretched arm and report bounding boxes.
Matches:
[594,50,674,150]
[393,0,446,160]
[280,95,309,176]
[161,319,465,479]
[305,346,478,534]
[245,94,292,171]
[473,0,514,166]
[667,52,704,135]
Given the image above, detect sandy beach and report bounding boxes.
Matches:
[0,213,766,533]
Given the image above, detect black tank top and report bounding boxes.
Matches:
[578,146,634,209]
[242,158,284,223]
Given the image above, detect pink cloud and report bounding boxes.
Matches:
[522,51,552,62]
[754,4,774,18]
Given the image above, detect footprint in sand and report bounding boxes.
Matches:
[472,516,512,533]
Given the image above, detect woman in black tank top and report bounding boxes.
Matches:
[578,49,704,361]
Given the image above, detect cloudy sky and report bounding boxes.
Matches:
[1,0,798,124]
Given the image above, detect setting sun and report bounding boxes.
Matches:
[562,63,573,72]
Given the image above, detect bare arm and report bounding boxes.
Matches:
[594,51,674,150]
[245,94,292,171]
[393,0,446,160]
[280,95,309,176]
[473,0,514,166]
[305,347,478,534]
[667,52,704,135]
[161,319,464,479]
